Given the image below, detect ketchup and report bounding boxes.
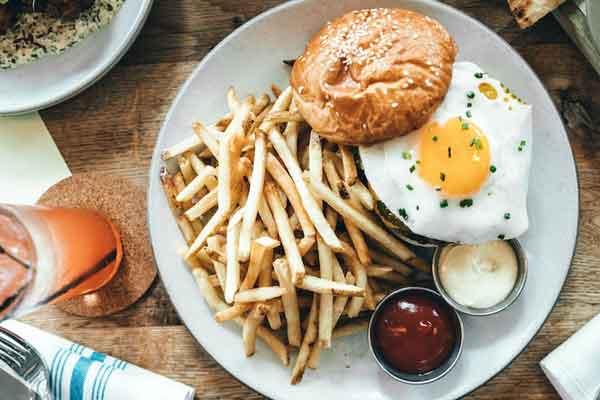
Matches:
[374,293,456,374]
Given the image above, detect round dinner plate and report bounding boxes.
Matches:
[0,0,153,115]
[147,1,579,399]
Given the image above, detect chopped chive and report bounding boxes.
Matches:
[459,199,473,208]
[467,102,472,108]
[398,208,408,221]
[435,187,441,191]
[467,91,475,99]
[448,147,452,158]
[406,184,414,191]
[474,72,484,79]
[409,165,416,173]
[504,212,511,220]
[518,139,527,152]
[402,151,412,160]
[498,234,506,240]
[416,205,420,211]
[432,135,438,142]
[461,122,469,130]
[440,199,448,208]
[466,110,472,118]
[470,138,483,149]
[490,165,497,173]
[416,160,421,164]
[440,172,446,182]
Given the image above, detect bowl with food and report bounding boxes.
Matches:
[0,0,153,114]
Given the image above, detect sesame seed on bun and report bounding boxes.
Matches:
[290,8,457,145]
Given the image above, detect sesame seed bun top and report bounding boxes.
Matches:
[290,8,457,145]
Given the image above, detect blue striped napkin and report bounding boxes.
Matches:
[1,320,195,400]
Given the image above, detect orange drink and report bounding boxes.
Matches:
[0,204,123,320]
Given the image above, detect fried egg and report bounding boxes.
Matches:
[359,61,532,244]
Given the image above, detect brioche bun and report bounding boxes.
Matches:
[290,8,457,145]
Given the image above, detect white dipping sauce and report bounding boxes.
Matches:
[438,240,518,309]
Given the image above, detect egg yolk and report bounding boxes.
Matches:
[418,117,490,197]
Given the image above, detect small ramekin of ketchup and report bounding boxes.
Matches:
[368,287,464,384]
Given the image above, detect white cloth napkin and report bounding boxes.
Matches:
[0,113,71,204]
[540,312,600,400]
[1,320,195,400]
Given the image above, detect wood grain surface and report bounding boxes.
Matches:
[19,1,600,399]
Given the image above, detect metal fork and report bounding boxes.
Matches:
[0,327,50,399]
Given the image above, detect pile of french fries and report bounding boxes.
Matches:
[160,84,431,384]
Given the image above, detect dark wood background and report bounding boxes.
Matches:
[21,1,600,398]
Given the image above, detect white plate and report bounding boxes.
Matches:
[147,1,579,399]
[0,0,153,115]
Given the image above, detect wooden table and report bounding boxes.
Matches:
[20,1,600,398]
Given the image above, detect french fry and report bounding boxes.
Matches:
[183,187,217,221]
[257,196,278,239]
[190,219,204,236]
[225,208,245,303]
[193,268,288,366]
[370,270,412,285]
[297,236,315,256]
[243,303,268,357]
[340,145,358,186]
[258,246,281,330]
[266,153,315,238]
[346,180,374,211]
[192,122,221,159]
[273,259,302,346]
[240,236,280,291]
[316,238,334,349]
[213,261,227,291]
[333,272,355,328]
[271,83,282,98]
[227,86,241,111]
[176,165,217,202]
[252,93,271,115]
[307,345,321,370]
[265,111,304,124]
[284,99,300,160]
[290,294,318,384]
[305,174,417,262]
[214,303,251,323]
[218,101,252,212]
[239,130,267,261]
[369,250,415,277]
[308,130,323,193]
[176,216,196,245]
[267,120,342,250]
[366,266,394,277]
[177,154,196,184]
[265,181,305,283]
[185,208,229,266]
[298,275,364,297]
[332,320,369,339]
[161,135,204,160]
[338,243,367,318]
[364,280,376,311]
[160,169,182,216]
[323,155,371,265]
[234,286,287,303]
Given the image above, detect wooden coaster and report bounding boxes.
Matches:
[38,173,157,317]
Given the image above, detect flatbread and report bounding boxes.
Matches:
[507,0,566,28]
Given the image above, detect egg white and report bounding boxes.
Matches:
[359,61,532,244]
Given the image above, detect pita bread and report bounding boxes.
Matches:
[508,0,566,28]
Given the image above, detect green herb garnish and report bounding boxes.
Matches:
[448,147,452,158]
[406,184,414,191]
[440,200,449,208]
[461,122,470,130]
[498,234,506,240]
[490,165,497,173]
[402,151,412,160]
[504,213,511,220]
[474,72,484,79]
[467,91,475,99]
[466,110,472,118]
[518,140,527,152]
[440,172,446,182]
[432,136,438,142]
[409,165,415,173]
[398,208,408,221]
[459,199,473,208]
[467,102,472,108]
[470,138,483,149]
